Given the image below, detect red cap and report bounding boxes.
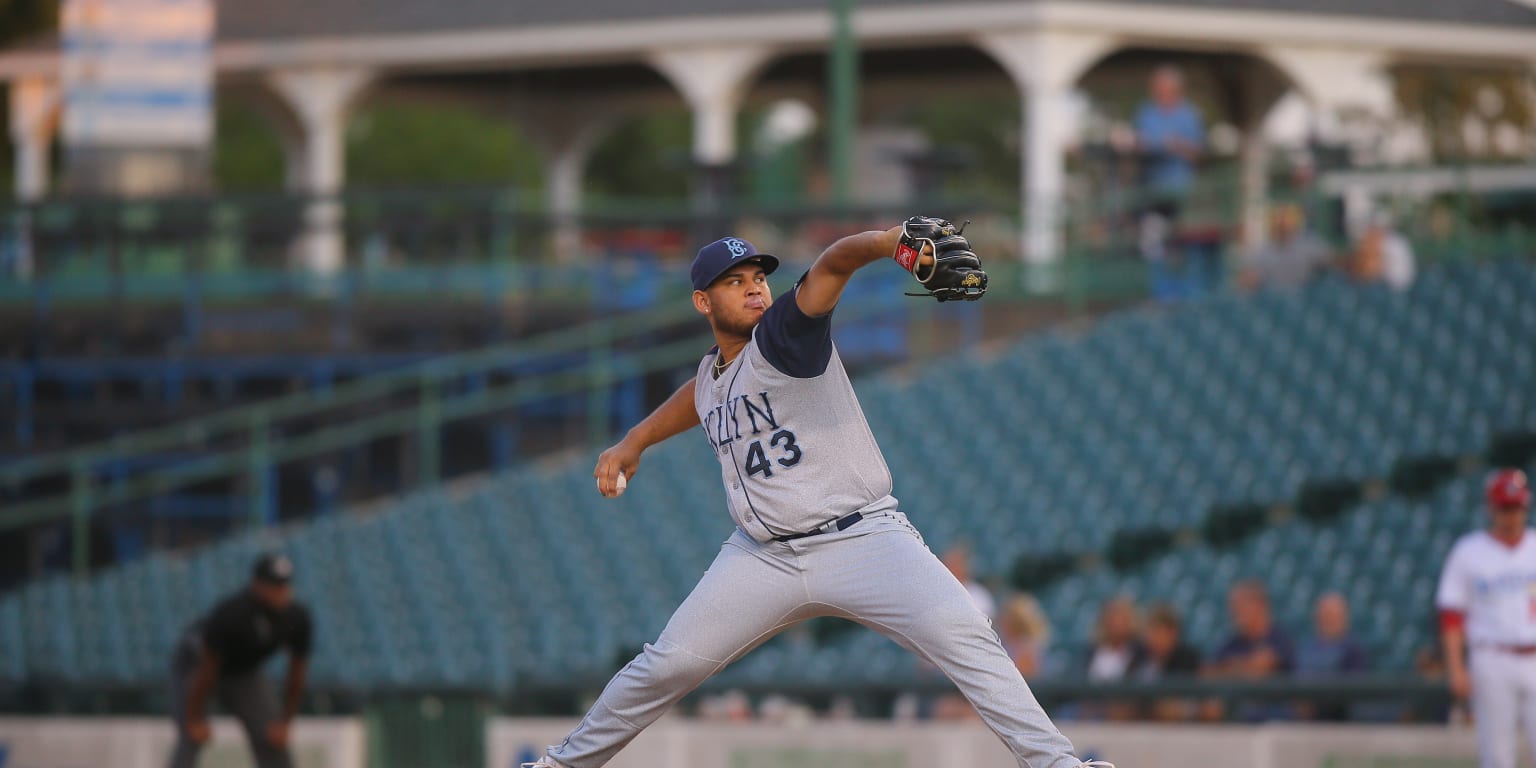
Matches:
[1487,468,1531,508]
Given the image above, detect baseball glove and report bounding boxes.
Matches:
[892,216,988,302]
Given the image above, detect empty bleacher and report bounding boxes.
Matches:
[2,257,1532,694]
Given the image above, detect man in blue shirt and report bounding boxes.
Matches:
[1207,581,1295,678]
[1296,592,1369,678]
[1204,581,1295,722]
[1135,66,1205,203]
[1132,66,1206,266]
[1294,592,1370,721]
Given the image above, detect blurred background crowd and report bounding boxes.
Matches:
[692,545,1439,726]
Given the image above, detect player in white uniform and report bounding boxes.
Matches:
[1438,468,1536,768]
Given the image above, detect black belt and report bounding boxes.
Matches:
[772,512,864,543]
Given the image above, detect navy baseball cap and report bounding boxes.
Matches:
[252,553,294,585]
[690,237,779,292]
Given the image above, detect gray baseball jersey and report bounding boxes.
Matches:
[692,293,898,541]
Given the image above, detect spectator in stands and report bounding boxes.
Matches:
[1237,203,1333,293]
[1206,580,1294,679]
[1293,592,1370,721]
[1295,592,1369,679]
[998,593,1053,679]
[1128,65,1206,264]
[943,543,997,622]
[1203,581,1295,722]
[1129,604,1202,721]
[1080,596,1142,720]
[1347,216,1416,291]
[1087,595,1142,682]
[1129,603,1201,680]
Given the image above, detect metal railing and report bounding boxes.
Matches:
[0,301,696,567]
[3,171,1531,304]
[0,190,1005,288]
[0,291,1011,577]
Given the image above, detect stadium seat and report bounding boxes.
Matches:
[8,259,1534,689]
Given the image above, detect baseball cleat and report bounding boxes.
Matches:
[1078,761,1116,767]
[520,759,568,768]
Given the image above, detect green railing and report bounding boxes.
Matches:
[0,301,696,564]
[0,171,1259,290]
[0,191,1009,292]
[4,169,1531,305]
[1,290,1016,577]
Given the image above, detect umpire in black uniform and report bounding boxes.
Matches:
[168,553,314,768]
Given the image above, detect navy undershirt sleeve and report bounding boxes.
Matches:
[754,280,833,378]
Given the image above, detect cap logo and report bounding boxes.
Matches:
[724,238,749,258]
[272,556,293,578]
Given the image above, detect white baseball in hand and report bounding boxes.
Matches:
[596,469,628,497]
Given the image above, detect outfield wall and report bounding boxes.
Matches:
[0,717,364,768]
[488,719,1526,768]
[0,716,1524,768]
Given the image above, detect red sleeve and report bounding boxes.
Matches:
[1440,609,1466,632]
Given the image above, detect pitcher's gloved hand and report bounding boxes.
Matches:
[892,216,987,302]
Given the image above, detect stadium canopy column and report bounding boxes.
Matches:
[1238,108,1271,251]
[7,75,58,280]
[8,76,58,203]
[648,45,775,211]
[545,128,603,261]
[267,66,376,274]
[1227,58,1295,251]
[520,104,612,262]
[977,30,1115,269]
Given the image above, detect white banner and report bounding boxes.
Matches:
[488,719,1529,768]
[0,717,364,768]
[60,0,215,146]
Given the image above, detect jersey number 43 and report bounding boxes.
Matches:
[744,429,802,479]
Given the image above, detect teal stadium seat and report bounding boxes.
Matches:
[8,260,1535,689]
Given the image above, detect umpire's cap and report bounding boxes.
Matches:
[252,553,295,585]
[691,237,779,292]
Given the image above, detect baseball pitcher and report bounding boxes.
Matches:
[524,219,1110,768]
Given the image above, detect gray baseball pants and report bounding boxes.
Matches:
[167,642,294,768]
[545,511,1081,768]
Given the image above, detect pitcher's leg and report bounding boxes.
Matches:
[548,535,809,768]
[811,525,1080,768]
